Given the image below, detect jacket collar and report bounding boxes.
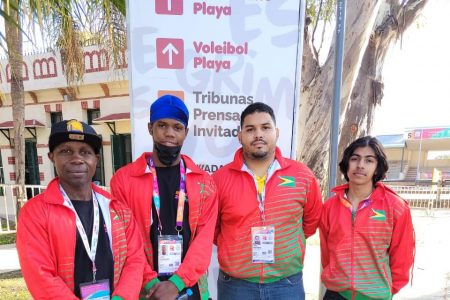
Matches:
[43,177,112,205]
[130,152,205,176]
[331,182,387,200]
[229,147,289,171]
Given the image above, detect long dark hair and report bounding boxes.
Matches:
[339,136,389,184]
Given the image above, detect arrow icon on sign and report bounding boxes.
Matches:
[162,43,179,65]
[155,0,182,15]
[156,38,184,69]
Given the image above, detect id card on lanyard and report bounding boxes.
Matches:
[60,186,110,299]
[251,177,275,264]
[148,156,187,276]
[252,226,275,263]
[79,280,110,300]
[158,235,183,276]
[247,162,276,264]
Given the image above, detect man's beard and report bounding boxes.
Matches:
[250,149,270,160]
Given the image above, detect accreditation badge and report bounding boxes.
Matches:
[251,226,275,263]
[158,235,183,276]
[80,279,110,300]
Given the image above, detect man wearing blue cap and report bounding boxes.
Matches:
[111,95,218,300]
[16,119,146,299]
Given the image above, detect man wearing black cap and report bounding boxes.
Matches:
[17,119,146,300]
[110,95,218,300]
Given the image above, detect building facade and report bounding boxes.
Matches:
[0,46,133,186]
[377,129,450,185]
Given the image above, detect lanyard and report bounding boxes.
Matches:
[255,175,267,222]
[246,160,276,223]
[343,191,373,212]
[148,156,187,235]
[60,186,100,282]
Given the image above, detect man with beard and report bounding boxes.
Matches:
[110,95,218,300]
[213,102,323,300]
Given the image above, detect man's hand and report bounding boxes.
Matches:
[146,281,180,300]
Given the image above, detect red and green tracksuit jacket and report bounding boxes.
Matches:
[320,183,415,300]
[212,147,323,283]
[110,152,218,300]
[16,178,146,300]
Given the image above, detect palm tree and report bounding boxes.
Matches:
[1,0,126,215]
[3,0,26,214]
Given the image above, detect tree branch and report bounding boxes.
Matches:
[336,0,429,185]
[301,16,320,90]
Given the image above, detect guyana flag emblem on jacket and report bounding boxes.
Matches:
[370,209,386,221]
[278,176,295,187]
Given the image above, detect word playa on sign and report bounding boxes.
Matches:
[193,2,232,18]
[127,0,306,172]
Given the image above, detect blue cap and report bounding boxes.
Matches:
[150,94,189,127]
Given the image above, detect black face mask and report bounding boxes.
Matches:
[154,142,182,166]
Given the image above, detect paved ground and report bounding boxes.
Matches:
[303,209,450,300]
[1,209,449,299]
[394,210,450,300]
[0,244,19,274]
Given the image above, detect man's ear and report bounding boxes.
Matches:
[48,152,54,163]
[237,131,242,145]
[148,122,153,136]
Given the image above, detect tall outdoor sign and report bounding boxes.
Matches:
[127,0,306,170]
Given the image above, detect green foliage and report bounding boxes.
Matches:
[108,0,125,16]
[306,0,336,24]
[0,233,16,245]
[1,0,127,86]
[0,0,30,53]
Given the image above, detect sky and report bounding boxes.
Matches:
[371,0,450,135]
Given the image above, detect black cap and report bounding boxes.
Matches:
[49,119,102,153]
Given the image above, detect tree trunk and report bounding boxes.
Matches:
[298,1,382,192]
[5,0,26,216]
[337,0,429,185]
[298,0,429,193]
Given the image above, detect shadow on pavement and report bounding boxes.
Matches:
[0,270,22,280]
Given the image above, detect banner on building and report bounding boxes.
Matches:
[407,128,450,140]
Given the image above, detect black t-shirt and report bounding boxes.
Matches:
[71,200,114,298]
[150,164,200,299]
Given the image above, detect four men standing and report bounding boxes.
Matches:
[16,97,414,300]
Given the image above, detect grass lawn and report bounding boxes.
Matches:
[0,271,30,300]
[0,231,25,298]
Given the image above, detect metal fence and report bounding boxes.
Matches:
[388,185,450,213]
[1,184,449,234]
[0,184,111,234]
[0,184,46,234]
